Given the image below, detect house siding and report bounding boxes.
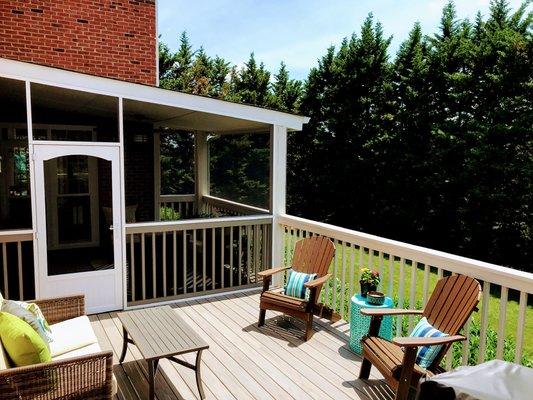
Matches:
[0,0,157,85]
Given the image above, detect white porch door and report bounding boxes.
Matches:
[33,142,123,313]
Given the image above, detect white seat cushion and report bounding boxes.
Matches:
[52,342,117,396]
[49,316,98,357]
[0,342,9,370]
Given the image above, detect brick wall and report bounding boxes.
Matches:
[0,1,157,85]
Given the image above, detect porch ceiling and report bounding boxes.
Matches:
[123,99,270,133]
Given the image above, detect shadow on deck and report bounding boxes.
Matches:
[90,292,393,400]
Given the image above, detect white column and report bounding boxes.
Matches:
[153,130,161,220]
[194,131,209,214]
[270,125,287,286]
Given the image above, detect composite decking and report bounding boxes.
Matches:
[90,291,394,400]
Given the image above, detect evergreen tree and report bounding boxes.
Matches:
[230,53,271,106]
[271,62,303,112]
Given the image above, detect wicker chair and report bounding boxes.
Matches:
[0,295,114,400]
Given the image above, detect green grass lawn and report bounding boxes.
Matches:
[284,235,533,366]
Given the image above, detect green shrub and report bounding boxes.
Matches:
[160,206,181,221]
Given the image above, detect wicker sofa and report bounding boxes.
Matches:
[0,294,116,399]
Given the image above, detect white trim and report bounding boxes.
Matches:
[124,286,261,311]
[270,125,287,285]
[125,214,273,234]
[0,58,309,131]
[118,97,127,311]
[153,130,161,220]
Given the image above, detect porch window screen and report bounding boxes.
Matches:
[209,132,270,210]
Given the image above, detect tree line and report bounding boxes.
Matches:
[159,0,532,272]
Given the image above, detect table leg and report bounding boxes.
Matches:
[119,327,128,363]
[148,359,159,400]
[195,350,205,399]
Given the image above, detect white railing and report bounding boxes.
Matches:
[0,229,34,300]
[125,215,272,306]
[159,194,196,219]
[278,214,533,368]
[203,195,269,216]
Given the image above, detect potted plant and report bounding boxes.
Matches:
[359,267,380,298]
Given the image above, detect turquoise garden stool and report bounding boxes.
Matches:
[349,294,394,355]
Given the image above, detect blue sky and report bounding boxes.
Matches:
[157,0,525,80]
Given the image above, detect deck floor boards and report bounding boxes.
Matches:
[91,291,392,400]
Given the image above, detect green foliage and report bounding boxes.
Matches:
[289,1,533,272]
[160,206,181,221]
[209,133,270,208]
[160,131,195,195]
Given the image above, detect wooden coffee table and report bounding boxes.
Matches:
[117,306,209,400]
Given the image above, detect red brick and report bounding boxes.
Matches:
[0,0,156,85]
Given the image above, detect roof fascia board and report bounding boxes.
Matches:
[0,58,309,130]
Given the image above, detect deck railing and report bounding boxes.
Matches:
[159,194,196,219]
[202,195,269,216]
[125,215,272,306]
[278,214,533,368]
[0,229,34,300]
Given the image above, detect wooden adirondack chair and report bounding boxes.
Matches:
[358,274,481,400]
[257,236,335,341]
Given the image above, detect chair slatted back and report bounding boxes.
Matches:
[291,236,335,277]
[423,274,481,370]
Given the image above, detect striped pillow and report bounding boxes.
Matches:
[284,269,317,300]
[410,317,448,368]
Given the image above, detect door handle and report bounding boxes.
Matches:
[109,225,114,231]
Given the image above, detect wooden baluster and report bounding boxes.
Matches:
[183,230,187,294]
[388,254,394,298]
[332,239,339,311]
[397,257,406,336]
[130,234,135,302]
[202,228,207,292]
[348,243,356,317]
[141,233,146,300]
[229,226,234,288]
[246,225,252,284]
[152,233,157,298]
[254,224,260,283]
[445,347,453,370]
[193,229,197,292]
[221,227,225,288]
[162,231,167,298]
[515,291,527,363]
[496,286,508,360]
[378,251,384,292]
[173,231,177,296]
[478,281,490,363]
[422,264,429,307]
[461,316,471,366]
[211,227,216,290]
[408,260,417,332]
[17,241,23,300]
[2,243,8,299]
[340,242,347,319]
[238,226,242,286]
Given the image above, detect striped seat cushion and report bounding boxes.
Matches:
[410,317,448,368]
[284,269,317,300]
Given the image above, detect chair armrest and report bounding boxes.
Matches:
[360,308,423,317]
[32,294,85,324]
[392,335,466,348]
[0,350,113,400]
[304,274,332,288]
[258,266,290,277]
